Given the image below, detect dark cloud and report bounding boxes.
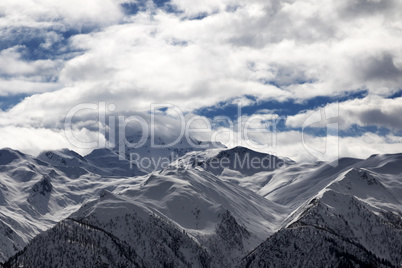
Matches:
[286,96,402,131]
[359,108,402,130]
[339,0,397,18]
[360,54,402,83]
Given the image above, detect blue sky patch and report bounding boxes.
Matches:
[196,90,368,120]
[0,94,29,111]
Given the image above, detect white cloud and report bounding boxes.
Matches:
[0,46,63,96]
[1,0,402,159]
[0,0,125,29]
[1,100,402,162]
[0,79,59,97]
[286,96,402,130]
[1,46,59,69]
[192,113,402,162]
[0,125,103,156]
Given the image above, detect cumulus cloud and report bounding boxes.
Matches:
[0,0,402,159]
[0,125,104,156]
[286,96,402,131]
[0,46,62,96]
[0,0,125,29]
[0,0,131,98]
[190,112,402,162]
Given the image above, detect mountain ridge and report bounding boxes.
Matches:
[0,144,401,267]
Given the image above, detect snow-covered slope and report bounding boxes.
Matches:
[0,136,224,263]
[5,191,212,268]
[3,165,285,267]
[0,148,144,262]
[0,148,55,262]
[172,146,292,175]
[116,134,226,172]
[240,167,402,267]
[1,145,402,267]
[0,146,288,267]
[39,148,145,177]
[223,157,363,210]
[115,165,287,266]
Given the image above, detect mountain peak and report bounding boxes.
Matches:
[0,148,26,166]
[38,149,87,167]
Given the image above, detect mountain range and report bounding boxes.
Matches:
[0,138,401,267]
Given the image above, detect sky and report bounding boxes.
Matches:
[0,0,402,162]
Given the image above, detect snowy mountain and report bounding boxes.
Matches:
[0,145,401,267]
[38,148,145,177]
[171,146,293,176]
[115,165,287,266]
[5,190,212,268]
[239,167,402,268]
[115,133,226,173]
[1,158,286,267]
[0,136,224,263]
